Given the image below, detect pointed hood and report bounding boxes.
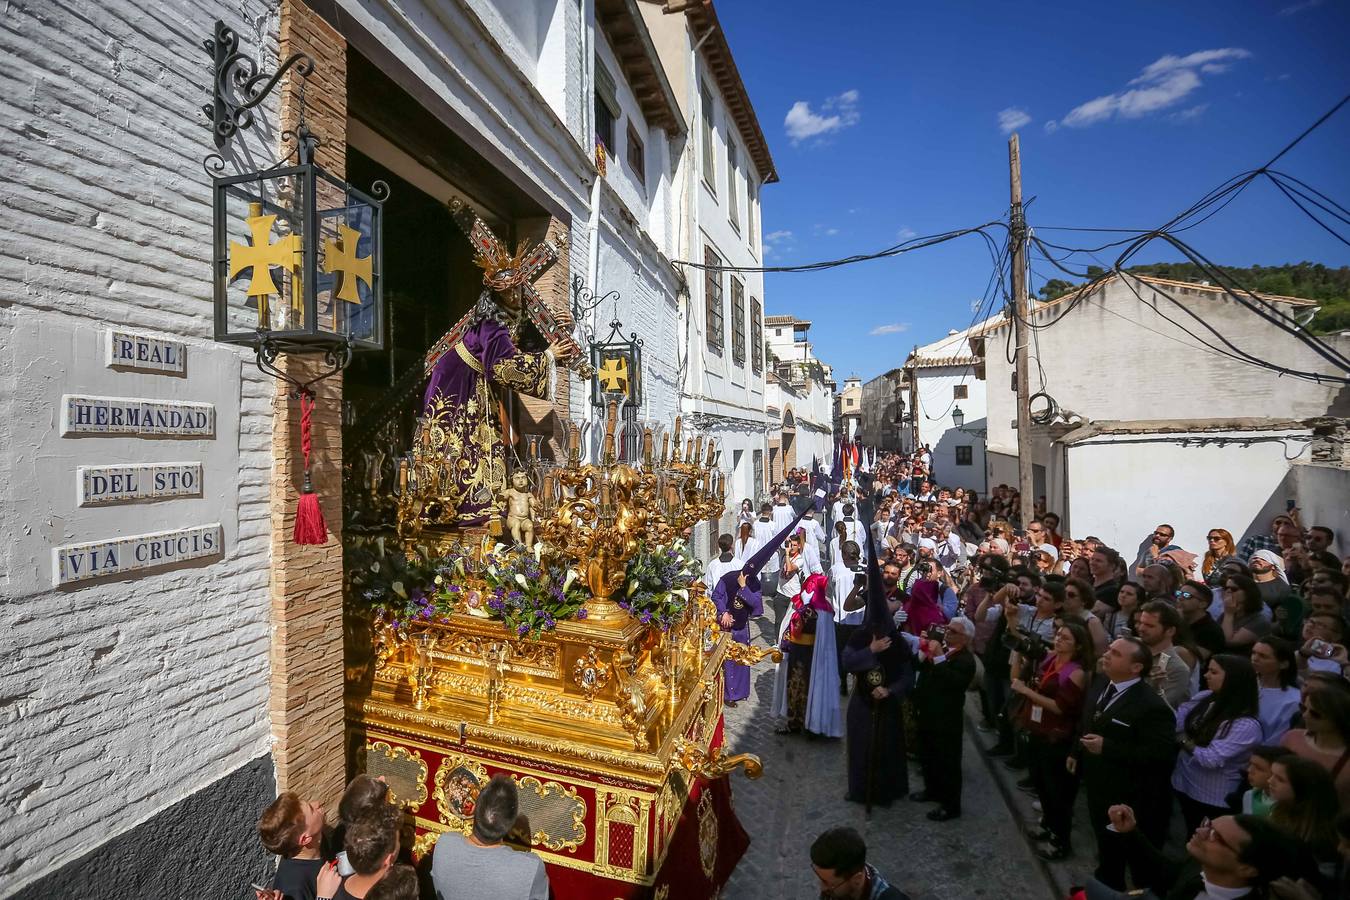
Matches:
[830,444,843,489]
[862,521,895,636]
[717,482,827,599]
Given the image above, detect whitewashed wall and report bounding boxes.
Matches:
[915,364,987,491]
[0,0,278,892]
[1062,430,1317,561]
[984,278,1350,464]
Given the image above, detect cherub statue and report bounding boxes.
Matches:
[502,470,536,548]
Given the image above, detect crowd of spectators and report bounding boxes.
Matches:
[782,447,1350,900]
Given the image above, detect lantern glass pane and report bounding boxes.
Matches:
[220,172,307,337]
[316,170,382,348]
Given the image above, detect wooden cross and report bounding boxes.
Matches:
[229,203,301,300]
[323,223,373,304]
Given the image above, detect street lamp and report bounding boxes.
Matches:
[952,406,965,428]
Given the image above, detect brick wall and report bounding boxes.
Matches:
[0,0,279,892]
[266,0,348,810]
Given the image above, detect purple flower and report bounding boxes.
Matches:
[576,609,588,619]
[517,624,529,636]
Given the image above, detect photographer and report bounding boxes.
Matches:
[1013,622,1094,860]
[1004,579,1062,770]
[911,616,978,821]
[981,570,1043,758]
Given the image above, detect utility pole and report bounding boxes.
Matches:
[1008,134,1035,524]
[907,345,919,455]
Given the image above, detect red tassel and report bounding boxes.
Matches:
[293,390,329,545]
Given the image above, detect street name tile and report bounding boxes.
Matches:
[77,462,204,506]
[61,395,215,436]
[105,329,186,374]
[54,523,224,585]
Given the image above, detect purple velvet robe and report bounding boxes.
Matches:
[421,316,551,528]
[713,577,762,703]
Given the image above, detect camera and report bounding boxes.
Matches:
[1310,639,1336,659]
[916,560,934,577]
[1001,630,1049,663]
[978,567,1009,591]
[924,624,947,642]
[851,566,868,588]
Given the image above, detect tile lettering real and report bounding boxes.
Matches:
[105,329,186,374]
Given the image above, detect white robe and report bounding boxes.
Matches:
[771,602,844,737]
[703,555,742,592]
[770,502,796,532]
[751,518,782,574]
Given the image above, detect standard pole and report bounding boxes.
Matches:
[1008,134,1035,525]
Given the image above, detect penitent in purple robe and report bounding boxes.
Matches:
[712,577,762,702]
[421,315,552,528]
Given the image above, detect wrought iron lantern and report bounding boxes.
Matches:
[951,405,965,428]
[589,319,643,409]
[203,19,388,544]
[205,20,386,378]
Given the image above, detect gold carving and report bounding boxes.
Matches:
[367,741,429,809]
[673,739,764,781]
[515,775,587,852]
[723,641,783,667]
[412,827,443,859]
[572,646,612,700]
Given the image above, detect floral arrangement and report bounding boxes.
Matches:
[347,537,468,629]
[479,543,589,639]
[621,541,702,631]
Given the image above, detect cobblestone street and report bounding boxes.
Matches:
[719,619,1055,900]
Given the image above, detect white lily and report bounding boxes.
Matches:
[562,569,578,593]
[673,589,688,601]
[533,542,544,561]
[515,573,529,589]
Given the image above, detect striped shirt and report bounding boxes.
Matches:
[1171,690,1263,806]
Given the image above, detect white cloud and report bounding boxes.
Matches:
[825,227,839,236]
[785,90,861,143]
[870,323,910,336]
[1171,103,1209,121]
[896,227,917,241]
[764,230,793,243]
[1280,0,1321,15]
[1054,48,1250,128]
[998,107,1032,133]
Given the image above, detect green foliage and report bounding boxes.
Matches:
[1035,261,1350,333]
[347,538,465,627]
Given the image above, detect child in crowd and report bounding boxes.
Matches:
[1237,745,1292,816]
[333,774,391,864]
[255,793,342,900]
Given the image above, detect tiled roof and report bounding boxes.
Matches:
[983,273,1320,334]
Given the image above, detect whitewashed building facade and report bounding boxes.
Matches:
[974,274,1350,549]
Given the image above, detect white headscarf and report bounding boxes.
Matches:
[1250,549,1288,581]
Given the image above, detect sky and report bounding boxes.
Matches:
[714,0,1350,382]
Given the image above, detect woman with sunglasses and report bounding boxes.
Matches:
[1281,675,1350,810]
[1172,655,1263,836]
[1220,575,1272,652]
[1201,528,1239,589]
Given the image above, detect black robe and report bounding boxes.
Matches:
[841,628,916,805]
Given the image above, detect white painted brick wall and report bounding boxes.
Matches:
[0,1,278,893]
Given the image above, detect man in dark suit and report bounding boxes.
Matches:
[1069,636,1178,891]
[910,616,979,821]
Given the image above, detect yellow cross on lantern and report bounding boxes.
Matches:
[597,355,629,394]
[323,223,373,304]
[228,202,302,300]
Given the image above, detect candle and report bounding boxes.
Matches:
[694,435,704,465]
[541,472,554,510]
[660,434,670,465]
[672,416,682,449]
[642,427,654,467]
[706,440,716,467]
[685,438,694,461]
[568,423,581,455]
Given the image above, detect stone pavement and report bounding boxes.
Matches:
[718,617,1058,900]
